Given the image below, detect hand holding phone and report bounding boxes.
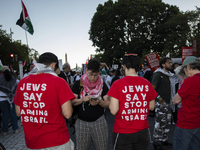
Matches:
[91,98,98,101]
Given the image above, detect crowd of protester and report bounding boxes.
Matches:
[0,52,200,150]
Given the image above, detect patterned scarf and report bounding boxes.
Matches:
[154,68,176,112]
[29,63,57,77]
[81,73,103,98]
[0,75,18,109]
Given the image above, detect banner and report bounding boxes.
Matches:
[145,52,160,71]
[182,47,193,63]
[193,39,197,56]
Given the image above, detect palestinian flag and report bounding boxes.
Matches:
[16,1,34,35]
[22,60,26,67]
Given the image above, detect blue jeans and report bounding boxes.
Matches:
[173,126,200,150]
[0,101,18,132]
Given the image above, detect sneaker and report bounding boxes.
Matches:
[161,140,172,147]
[14,130,19,134]
[2,132,7,136]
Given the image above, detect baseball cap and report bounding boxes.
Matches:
[39,52,59,69]
[179,56,196,75]
[1,66,9,72]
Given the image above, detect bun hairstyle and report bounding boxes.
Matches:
[122,54,140,72]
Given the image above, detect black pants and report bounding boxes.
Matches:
[113,128,149,150]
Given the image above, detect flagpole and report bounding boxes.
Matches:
[25,30,31,63]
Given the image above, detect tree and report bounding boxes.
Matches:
[89,0,193,65]
[0,28,14,67]
[0,28,39,70]
[184,7,200,56]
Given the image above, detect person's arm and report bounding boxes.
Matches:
[152,85,157,89]
[72,95,91,106]
[151,72,161,90]
[90,95,110,108]
[173,93,182,105]
[149,99,155,111]
[15,105,21,117]
[151,72,165,104]
[109,96,119,115]
[61,100,73,119]
[100,63,108,69]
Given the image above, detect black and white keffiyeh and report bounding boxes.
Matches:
[154,68,176,112]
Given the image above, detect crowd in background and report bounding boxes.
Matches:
[0,53,200,150]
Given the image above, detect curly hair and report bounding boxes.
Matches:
[159,57,171,69]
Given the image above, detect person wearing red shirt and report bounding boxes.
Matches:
[107,54,157,150]
[14,52,75,149]
[173,56,200,150]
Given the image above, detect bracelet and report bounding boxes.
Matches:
[157,95,161,99]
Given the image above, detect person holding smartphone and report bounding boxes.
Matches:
[71,59,109,150]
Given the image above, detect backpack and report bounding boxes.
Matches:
[149,72,164,117]
[69,79,83,134]
[150,72,164,91]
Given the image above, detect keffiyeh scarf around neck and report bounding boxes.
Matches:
[29,63,57,77]
[154,68,176,112]
[81,73,103,99]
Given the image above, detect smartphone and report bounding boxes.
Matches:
[91,98,98,101]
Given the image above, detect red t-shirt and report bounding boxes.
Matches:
[107,76,157,134]
[177,73,200,129]
[14,73,75,149]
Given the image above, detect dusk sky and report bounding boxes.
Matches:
[0,0,199,68]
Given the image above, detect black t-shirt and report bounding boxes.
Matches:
[71,80,108,122]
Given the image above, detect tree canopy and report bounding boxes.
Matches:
[89,0,200,65]
[0,28,39,70]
